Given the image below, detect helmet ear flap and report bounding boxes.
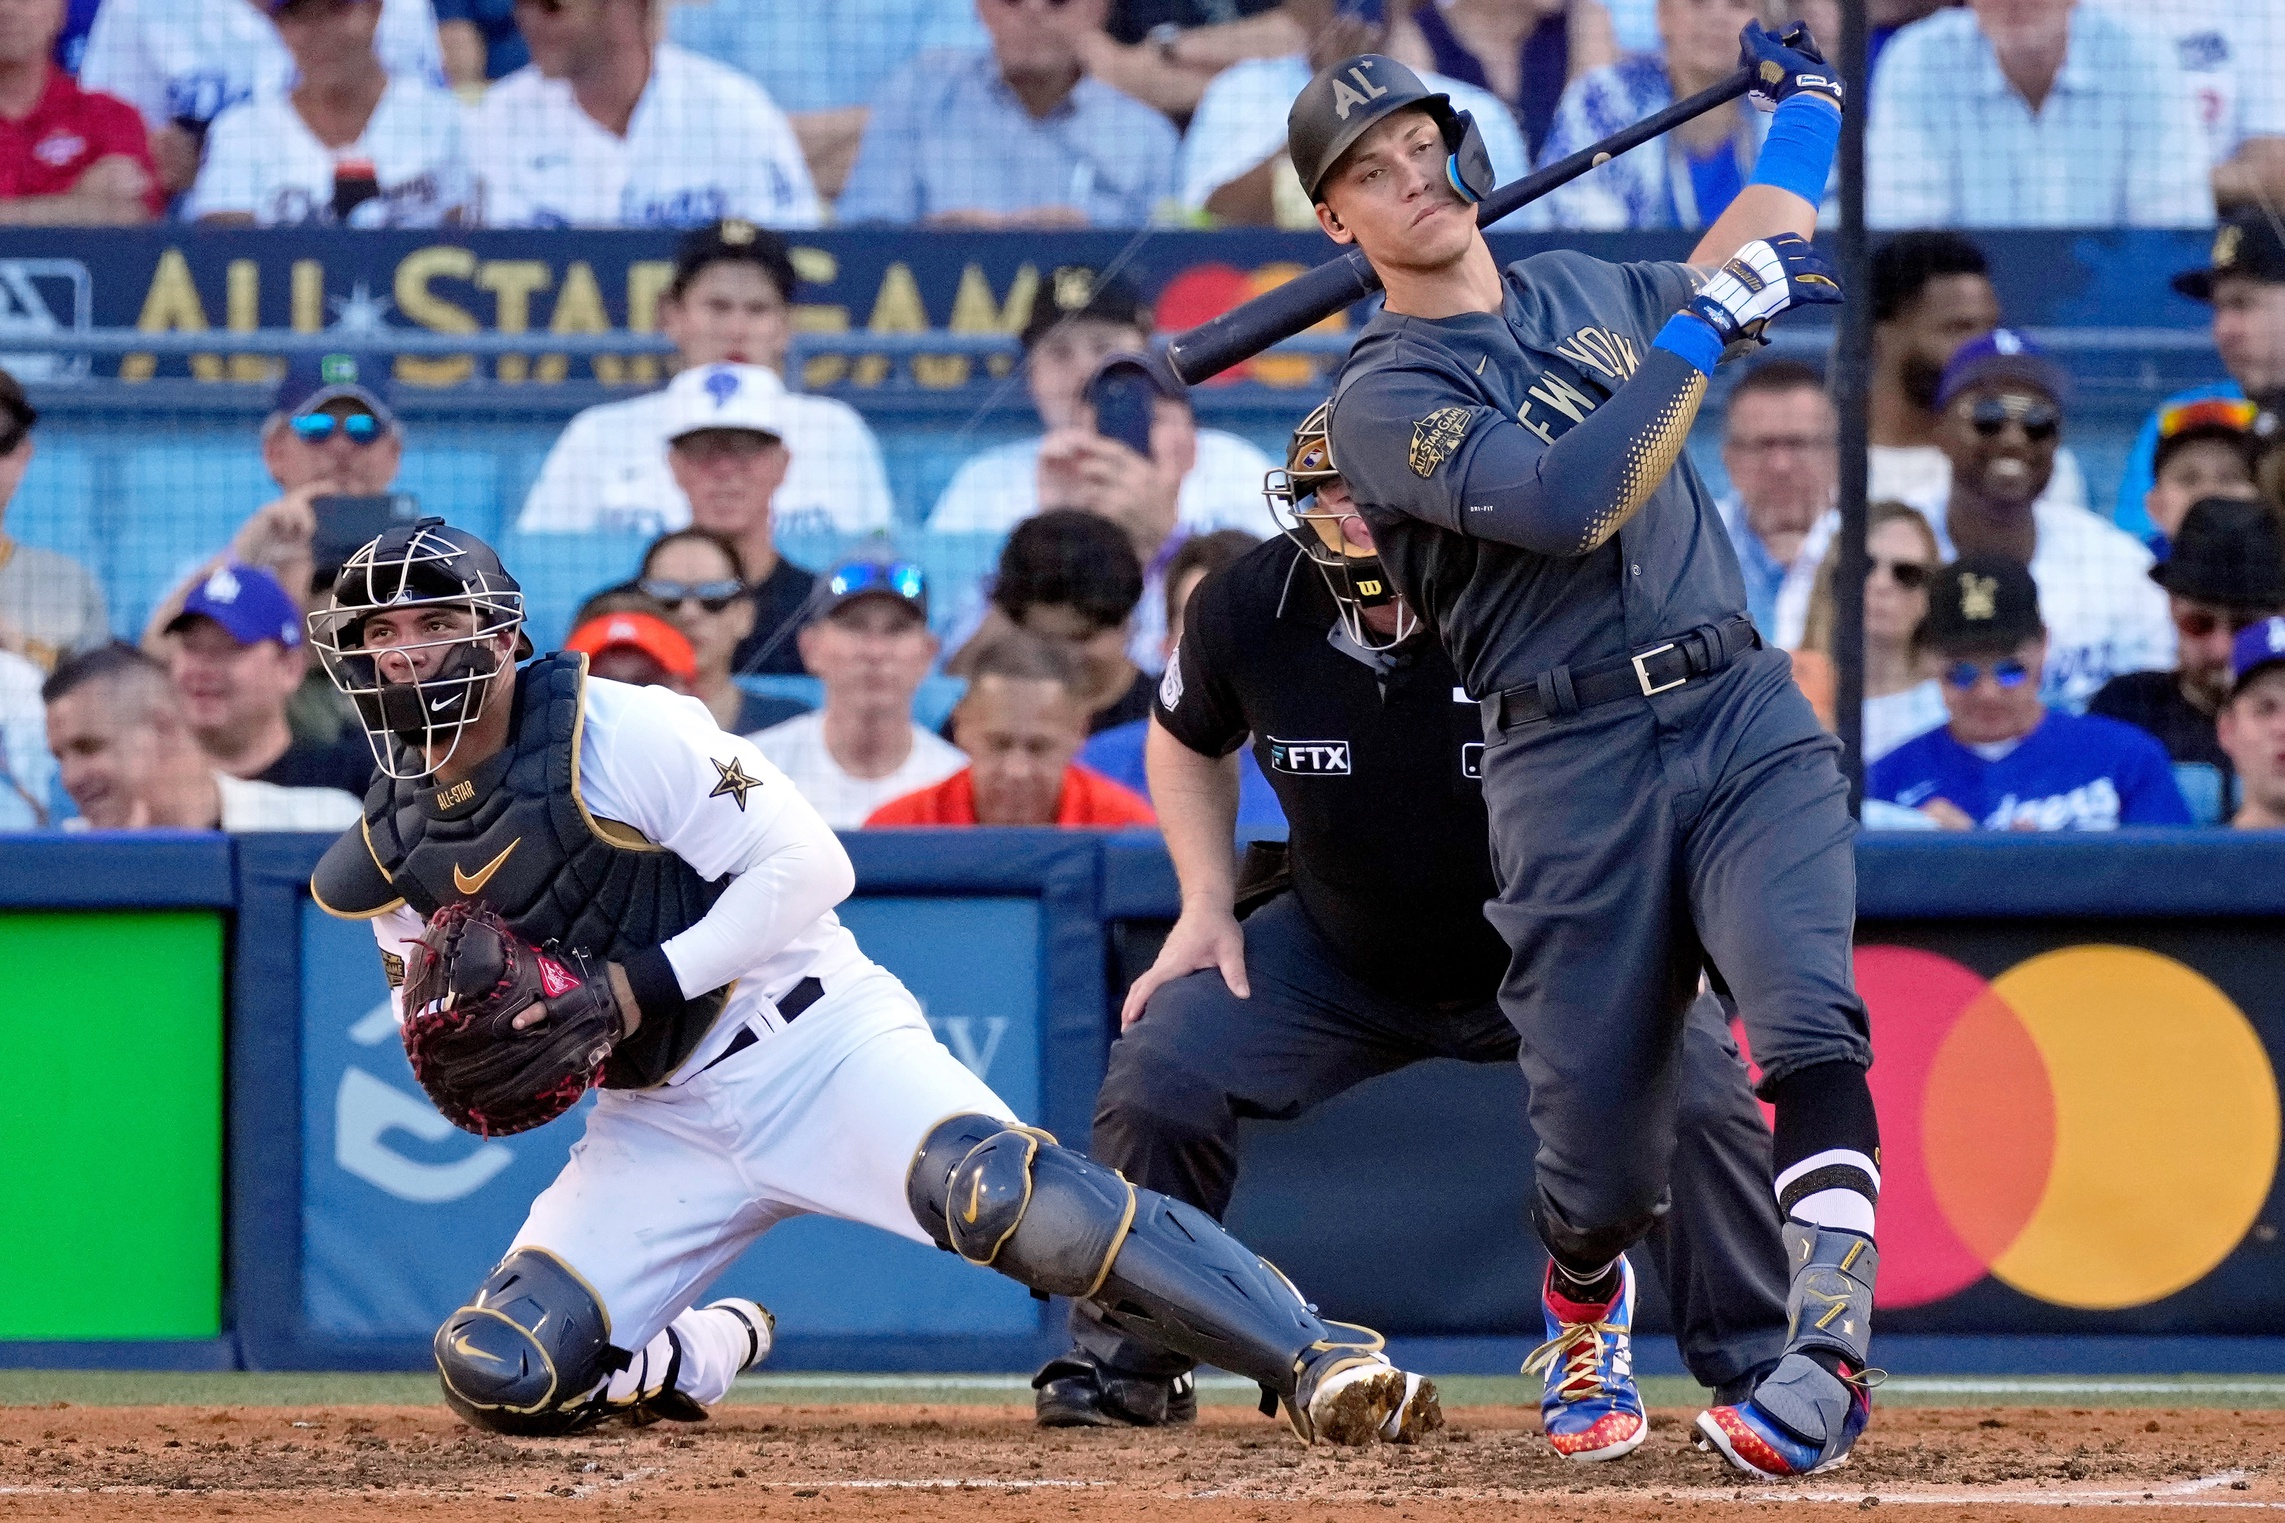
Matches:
[1441,109,1495,204]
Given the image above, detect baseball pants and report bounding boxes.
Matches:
[1476,645,1873,1272]
[1075,889,1790,1393]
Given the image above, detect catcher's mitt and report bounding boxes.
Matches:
[400,901,627,1137]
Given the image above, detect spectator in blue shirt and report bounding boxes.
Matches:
[1716,358,1835,635]
[1869,557,2192,831]
[837,0,1178,228]
[2219,616,2285,831]
[434,0,527,90]
[2116,210,2285,540]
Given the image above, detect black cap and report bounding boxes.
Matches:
[1020,267,1150,350]
[2172,210,2285,301]
[1920,556,2043,654]
[1287,53,1463,203]
[669,218,797,302]
[2152,498,2285,609]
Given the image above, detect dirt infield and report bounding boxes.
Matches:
[1,1401,2279,1522]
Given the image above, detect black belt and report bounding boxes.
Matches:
[696,975,824,1075]
[1478,617,1761,733]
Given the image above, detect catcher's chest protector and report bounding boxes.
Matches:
[318,653,730,1087]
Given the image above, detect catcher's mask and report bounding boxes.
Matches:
[308,517,533,781]
[1265,400,1418,651]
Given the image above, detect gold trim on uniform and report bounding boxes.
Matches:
[1575,371,1708,554]
[708,757,763,811]
[564,652,666,852]
[1408,406,1472,477]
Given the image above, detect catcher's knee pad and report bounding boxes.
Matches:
[435,1249,624,1436]
[906,1115,1324,1394]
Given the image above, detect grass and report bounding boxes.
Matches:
[7,1370,2285,1411]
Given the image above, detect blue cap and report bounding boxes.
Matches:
[275,350,396,426]
[1935,327,2073,410]
[2230,616,2285,695]
[167,562,304,648]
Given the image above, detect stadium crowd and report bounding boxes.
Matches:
[3,0,2285,837]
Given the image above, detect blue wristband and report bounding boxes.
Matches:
[1748,93,1841,204]
[1654,312,1724,377]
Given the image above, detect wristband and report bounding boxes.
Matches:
[1748,93,1841,205]
[1653,312,1725,378]
[619,943,687,1028]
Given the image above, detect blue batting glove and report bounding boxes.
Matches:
[1741,22,1844,112]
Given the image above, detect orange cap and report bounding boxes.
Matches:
[566,611,697,682]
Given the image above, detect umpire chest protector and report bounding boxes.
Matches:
[312,652,731,1087]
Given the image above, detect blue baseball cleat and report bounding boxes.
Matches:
[1523,1257,1646,1462]
[1697,1224,1882,1477]
[1695,1358,1874,1477]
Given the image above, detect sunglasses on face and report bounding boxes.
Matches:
[291,411,385,445]
[1968,399,2061,442]
[638,577,744,614]
[1867,558,1929,590]
[829,560,926,604]
[1942,657,2033,690]
[2174,606,2275,640]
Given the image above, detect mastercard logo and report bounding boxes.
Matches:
[1154,262,1349,387]
[1862,944,2280,1310]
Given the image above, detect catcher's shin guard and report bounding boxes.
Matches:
[435,1248,625,1436]
[906,1116,1326,1397]
[1696,1224,1881,1477]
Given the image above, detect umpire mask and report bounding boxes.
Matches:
[1266,401,1418,652]
[308,518,532,781]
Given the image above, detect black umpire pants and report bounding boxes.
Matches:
[1478,645,1874,1274]
[1073,889,1790,1393]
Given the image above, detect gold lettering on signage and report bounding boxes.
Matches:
[795,303,851,388]
[624,260,673,385]
[859,261,928,388]
[394,246,477,386]
[544,260,610,384]
[225,259,272,383]
[1525,370,1599,425]
[941,262,1039,385]
[789,246,837,286]
[122,248,216,382]
[476,260,551,383]
[291,260,325,333]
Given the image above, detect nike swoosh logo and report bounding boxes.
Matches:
[451,1335,504,1364]
[962,1170,983,1225]
[453,838,520,896]
[431,695,458,712]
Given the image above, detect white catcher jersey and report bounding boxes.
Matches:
[369,676,874,1069]
[79,0,443,133]
[472,44,822,230]
[186,76,474,228]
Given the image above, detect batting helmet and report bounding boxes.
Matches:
[309,517,531,779]
[1286,54,1495,207]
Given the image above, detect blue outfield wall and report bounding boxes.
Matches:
[2,830,2283,1376]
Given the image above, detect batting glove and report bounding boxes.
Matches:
[1681,234,1843,356]
[1741,23,1844,112]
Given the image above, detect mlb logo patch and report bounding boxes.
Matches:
[1268,737,1351,776]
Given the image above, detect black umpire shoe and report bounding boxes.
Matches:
[1033,1348,1198,1428]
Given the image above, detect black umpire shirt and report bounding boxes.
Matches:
[1154,537,1508,1005]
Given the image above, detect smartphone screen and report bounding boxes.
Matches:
[312,493,421,586]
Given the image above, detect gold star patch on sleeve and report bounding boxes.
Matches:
[709,757,763,811]
[1409,407,1473,477]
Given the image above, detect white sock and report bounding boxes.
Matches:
[597,1305,761,1410]
[1775,1148,1879,1239]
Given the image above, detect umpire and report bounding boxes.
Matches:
[1034,408,1788,1431]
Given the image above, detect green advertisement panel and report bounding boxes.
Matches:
[0,911,224,1338]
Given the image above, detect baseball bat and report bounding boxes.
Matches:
[1164,66,1759,385]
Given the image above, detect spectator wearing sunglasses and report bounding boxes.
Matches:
[636,528,810,734]
[752,556,967,829]
[0,366,107,674]
[2115,209,2285,541]
[1793,502,1946,765]
[2138,398,2262,559]
[1789,332,2173,713]
[2218,617,2285,831]
[2090,499,2285,825]
[837,0,1177,229]
[1867,558,2189,832]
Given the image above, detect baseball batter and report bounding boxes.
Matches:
[1033,406,1791,1440]
[306,519,1438,1445]
[1290,38,1881,1478]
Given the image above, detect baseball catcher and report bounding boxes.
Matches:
[307,518,1438,1443]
